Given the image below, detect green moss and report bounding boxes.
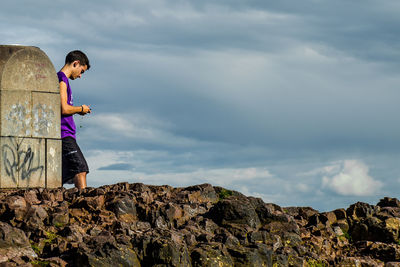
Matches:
[306,259,327,267]
[341,230,352,242]
[46,231,57,243]
[44,230,59,244]
[31,243,41,255]
[219,189,233,200]
[54,222,65,228]
[31,231,62,258]
[31,260,50,267]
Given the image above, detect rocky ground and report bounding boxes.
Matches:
[0,183,400,266]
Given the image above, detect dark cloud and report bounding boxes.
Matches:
[98,163,134,171]
[1,0,400,209]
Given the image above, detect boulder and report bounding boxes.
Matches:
[0,222,37,263]
[106,196,137,223]
[191,244,233,267]
[377,197,400,208]
[207,198,261,228]
[347,202,377,221]
[228,244,273,266]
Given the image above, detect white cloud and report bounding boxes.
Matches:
[297,163,341,177]
[322,160,382,196]
[297,183,311,193]
[89,114,155,138]
[84,147,320,206]
[80,112,207,148]
[84,148,277,195]
[93,165,274,188]
[85,149,135,171]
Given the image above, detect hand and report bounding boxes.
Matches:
[79,105,91,115]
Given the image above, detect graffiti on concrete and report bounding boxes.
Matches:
[5,102,31,136]
[33,103,54,136]
[1,137,44,183]
[48,146,58,173]
[34,62,47,80]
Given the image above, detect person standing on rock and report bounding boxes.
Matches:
[58,50,91,189]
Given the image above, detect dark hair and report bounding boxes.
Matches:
[65,50,90,70]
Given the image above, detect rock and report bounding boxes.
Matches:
[357,241,400,262]
[165,203,183,222]
[207,198,261,228]
[351,216,400,243]
[320,211,337,226]
[155,215,168,229]
[71,195,105,212]
[347,202,377,221]
[183,232,197,247]
[191,244,233,267]
[141,238,191,266]
[284,206,318,221]
[377,207,400,220]
[180,204,207,225]
[336,257,384,267]
[60,224,86,243]
[6,195,27,222]
[0,222,37,263]
[248,197,276,223]
[75,245,141,267]
[387,262,400,267]
[223,233,241,248]
[263,219,300,236]
[39,257,68,267]
[0,183,400,265]
[334,208,347,220]
[24,190,41,205]
[24,205,48,230]
[333,226,344,236]
[7,195,27,211]
[106,196,137,223]
[51,204,69,227]
[228,244,273,266]
[377,197,400,208]
[184,183,218,203]
[283,231,302,248]
[335,219,350,232]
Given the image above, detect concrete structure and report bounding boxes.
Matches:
[0,45,61,188]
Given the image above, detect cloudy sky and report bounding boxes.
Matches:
[2,0,400,211]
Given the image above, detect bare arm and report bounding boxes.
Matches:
[60,81,91,115]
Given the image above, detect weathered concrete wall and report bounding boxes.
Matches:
[0,45,61,188]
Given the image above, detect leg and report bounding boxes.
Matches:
[74,172,87,189]
[62,137,89,189]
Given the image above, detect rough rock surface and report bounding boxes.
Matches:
[0,183,400,266]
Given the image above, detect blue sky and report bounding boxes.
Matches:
[2,0,400,211]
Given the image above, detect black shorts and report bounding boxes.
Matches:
[62,137,89,184]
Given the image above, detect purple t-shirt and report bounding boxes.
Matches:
[58,71,76,139]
